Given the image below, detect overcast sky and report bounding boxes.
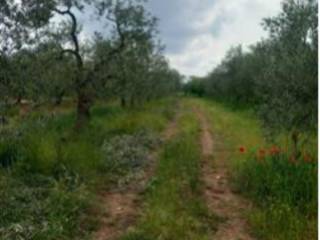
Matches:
[145,0,282,77]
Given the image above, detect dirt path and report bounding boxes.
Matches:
[195,107,254,240]
[93,111,181,240]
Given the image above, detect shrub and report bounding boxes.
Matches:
[20,131,59,174]
[0,130,21,168]
[60,139,101,177]
[101,130,160,174]
[0,171,92,240]
[237,149,317,210]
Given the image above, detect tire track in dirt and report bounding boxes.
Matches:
[194,106,255,240]
[93,109,181,240]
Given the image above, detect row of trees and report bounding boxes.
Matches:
[186,0,317,137]
[0,0,182,128]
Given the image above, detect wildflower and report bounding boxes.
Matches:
[257,149,266,161]
[239,146,246,153]
[270,145,280,155]
[289,154,297,164]
[303,152,313,163]
[259,149,266,156]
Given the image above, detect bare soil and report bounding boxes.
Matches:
[92,111,180,240]
[195,107,255,240]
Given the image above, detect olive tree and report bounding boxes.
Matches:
[201,0,317,155]
[257,0,317,143]
[0,0,159,128]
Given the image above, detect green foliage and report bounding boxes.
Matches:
[183,77,205,97]
[201,0,317,134]
[59,139,102,176]
[0,171,93,240]
[20,131,59,174]
[237,151,317,209]
[203,45,258,106]
[93,98,177,135]
[235,151,317,240]
[0,130,21,168]
[95,39,182,107]
[0,0,181,128]
[249,202,314,240]
[257,0,318,132]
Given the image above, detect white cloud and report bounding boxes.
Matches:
[60,0,283,78]
[159,0,282,77]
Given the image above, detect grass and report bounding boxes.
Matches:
[121,105,217,240]
[0,170,94,240]
[0,97,178,240]
[1,96,316,239]
[191,97,317,240]
[92,98,176,135]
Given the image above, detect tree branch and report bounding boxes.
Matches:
[53,7,82,69]
[106,14,126,59]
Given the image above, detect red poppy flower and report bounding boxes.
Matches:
[239,147,245,153]
[270,145,280,155]
[259,149,266,155]
[257,149,266,160]
[303,153,313,163]
[289,154,297,164]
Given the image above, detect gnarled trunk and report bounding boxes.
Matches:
[75,88,91,129]
[54,90,65,106]
[291,130,300,159]
[121,97,127,108]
